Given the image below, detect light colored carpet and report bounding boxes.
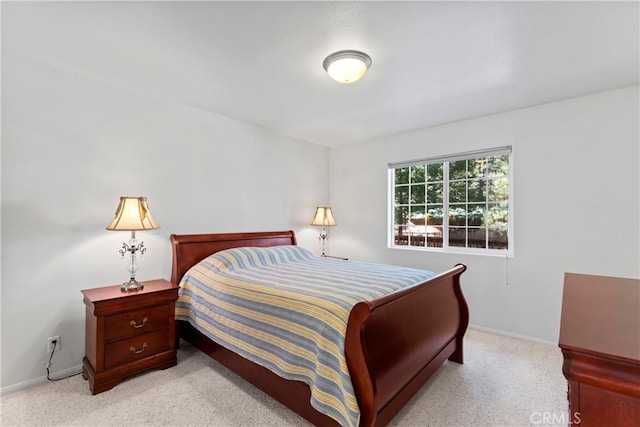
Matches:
[0,329,567,426]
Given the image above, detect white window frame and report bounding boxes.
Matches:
[388,146,513,257]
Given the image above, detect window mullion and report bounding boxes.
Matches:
[407,180,412,246]
[443,162,449,250]
[485,173,489,249]
[464,162,469,248]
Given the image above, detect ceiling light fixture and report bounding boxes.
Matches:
[323,50,372,84]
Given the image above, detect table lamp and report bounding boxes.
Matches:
[106,196,159,291]
[311,206,336,257]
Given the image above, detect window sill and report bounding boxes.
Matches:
[388,244,513,258]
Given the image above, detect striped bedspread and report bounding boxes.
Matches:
[175,245,436,427]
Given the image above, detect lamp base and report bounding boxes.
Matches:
[319,232,328,257]
[121,278,144,292]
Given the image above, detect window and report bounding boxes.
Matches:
[389,146,512,255]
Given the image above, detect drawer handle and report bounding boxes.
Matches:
[130,317,148,329]
[129,343,147,354]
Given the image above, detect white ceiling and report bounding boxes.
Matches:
[4,1,639,147]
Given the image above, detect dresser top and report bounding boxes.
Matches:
[559,272,640,361]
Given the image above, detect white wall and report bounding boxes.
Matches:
[1,54,329,390]
[329,86,640,343]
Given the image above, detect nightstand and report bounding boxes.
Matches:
[323,255,349,260]
[81,279,179,394]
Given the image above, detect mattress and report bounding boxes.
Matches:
[175,245,436,427]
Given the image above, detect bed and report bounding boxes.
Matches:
[170,230,468,426]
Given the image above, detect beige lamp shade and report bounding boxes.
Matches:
[106,196,159,231]
[311,207,336,226]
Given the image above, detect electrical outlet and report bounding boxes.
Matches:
[47,336,60,354]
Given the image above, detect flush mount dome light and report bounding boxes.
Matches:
[323,50,372,83]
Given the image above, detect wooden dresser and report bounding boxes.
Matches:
[82,279,179,394]
[559,273,640,426]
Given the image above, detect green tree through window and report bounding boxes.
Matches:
[390,148,511,254]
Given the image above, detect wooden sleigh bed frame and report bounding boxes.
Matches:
[170,230,468,426]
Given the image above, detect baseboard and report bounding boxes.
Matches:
[1,328,553,394]
[469,324,557,347]
[1,365,83,395]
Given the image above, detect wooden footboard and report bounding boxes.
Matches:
[346,264,468,426]
[171,231,468,426]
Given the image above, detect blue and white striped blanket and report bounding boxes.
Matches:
[175,245,436,427]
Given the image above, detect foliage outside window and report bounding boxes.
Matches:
[390,147,512,255]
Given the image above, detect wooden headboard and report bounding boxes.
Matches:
[170,230,297,285]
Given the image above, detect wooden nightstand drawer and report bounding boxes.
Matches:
[104,329,171,369]
[104,304,169,341]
